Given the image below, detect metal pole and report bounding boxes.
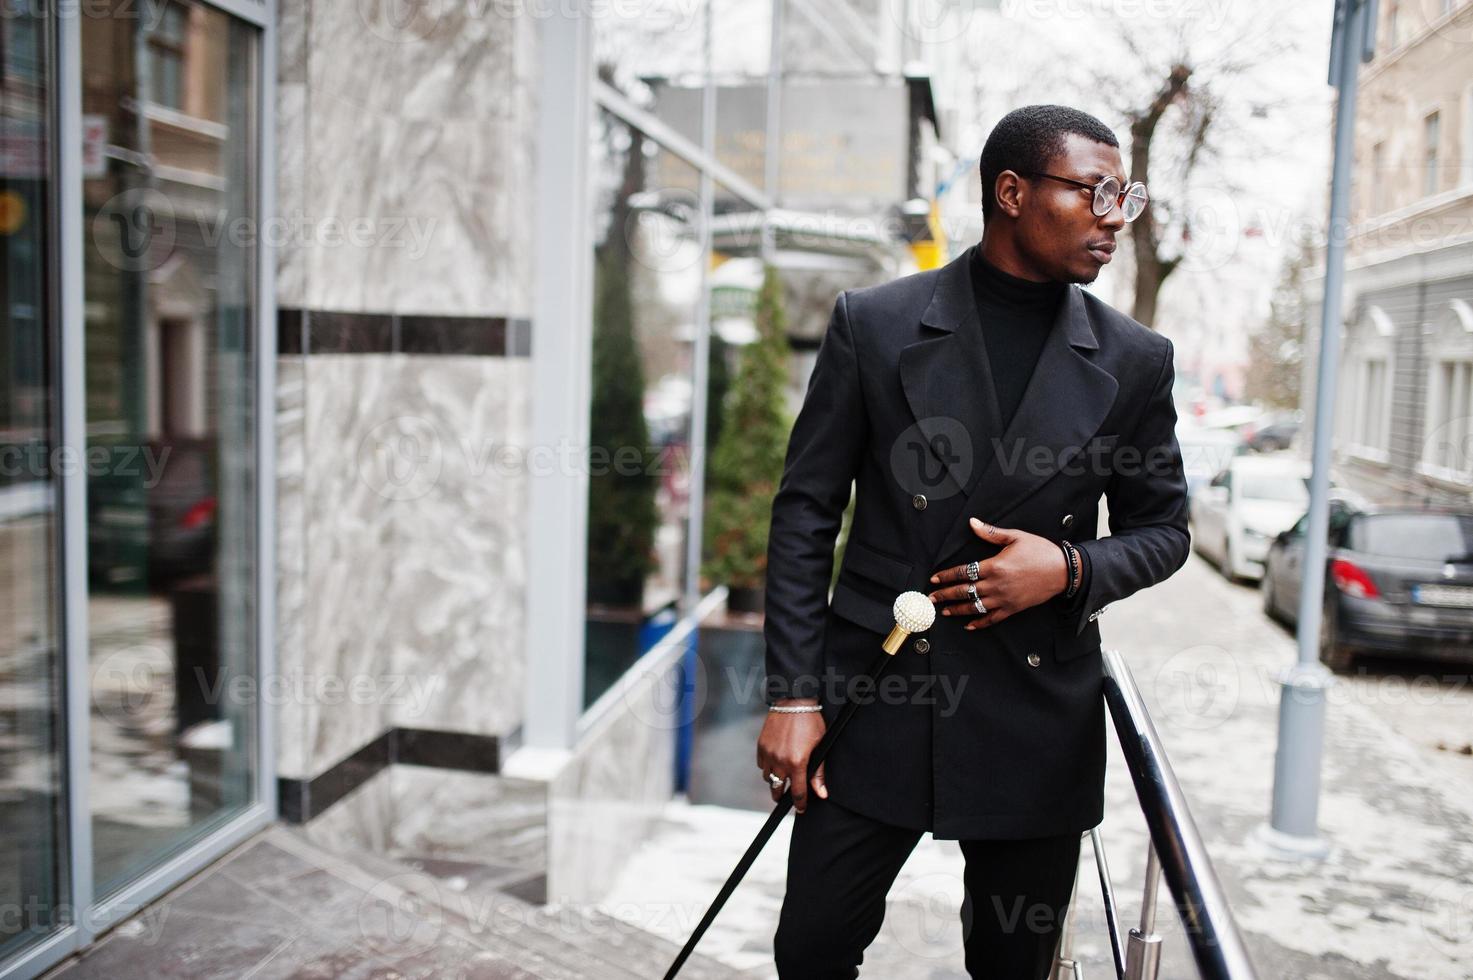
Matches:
[1048,836,1087,980]
[524,4,595,749]
[675,0,719,792]
[1268,0,1374,850]
[684,0,716,616]
[1125,845,1164,980]
[761,0,783,261]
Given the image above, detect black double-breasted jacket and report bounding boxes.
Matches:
[762,243,1191,840]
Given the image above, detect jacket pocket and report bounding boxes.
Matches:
[830,540,915,635]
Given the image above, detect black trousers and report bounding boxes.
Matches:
[774,795,1082,979]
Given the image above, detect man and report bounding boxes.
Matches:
[756,105,1191,978]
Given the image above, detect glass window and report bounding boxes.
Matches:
[82,0,260,897]
[583,110,705,708]
[1349,513,1473,561]
[0,2,67,962]
[148,3,189,111]
[594,1,707,145]
[1238,473,1309,505]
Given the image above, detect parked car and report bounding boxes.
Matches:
[1176,422,1244,501]
[1246,411,1302,453]
[88,436,217,589]
[1262,507,1473,671]
[1189,454,1311,582]
[1259,497,1360,627]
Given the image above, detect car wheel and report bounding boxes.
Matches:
[1223,538,1239,583]
[1318,599,1355,673]
[1262,571,1278,621]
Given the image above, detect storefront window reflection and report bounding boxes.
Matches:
[81,0,259,897]
[0,2,65,962]
[584,110,705,708]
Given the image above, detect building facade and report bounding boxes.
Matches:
[0,2,948,976]
[1309,0,1473,507]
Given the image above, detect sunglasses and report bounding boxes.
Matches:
[1022,172,1149,222]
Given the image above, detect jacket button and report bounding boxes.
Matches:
[1061,513,1074,528]
[912,493,928,511]
[1027,652,1041,667]
[914,637,930,654]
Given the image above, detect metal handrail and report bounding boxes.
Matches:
[1051,648,1259,980]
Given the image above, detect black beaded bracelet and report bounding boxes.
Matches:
[1059,540,1080,598]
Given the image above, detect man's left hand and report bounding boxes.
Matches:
[927,517,1070,629]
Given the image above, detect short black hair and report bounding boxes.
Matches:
[978,105,1119,222]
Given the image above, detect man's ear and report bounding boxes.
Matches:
[993,170,1024,220]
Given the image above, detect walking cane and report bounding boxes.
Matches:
[662,591,937,979]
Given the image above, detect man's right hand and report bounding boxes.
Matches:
[756,698,828,814]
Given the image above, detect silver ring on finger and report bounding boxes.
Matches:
[964,583,978,601]
[766,772,784,788]
[966,561,980,582]
[973,597,987,615]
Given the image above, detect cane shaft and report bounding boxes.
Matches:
[662,645,897,979]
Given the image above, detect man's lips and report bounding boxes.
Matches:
[1087,242,1116,262]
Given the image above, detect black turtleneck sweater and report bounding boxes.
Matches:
[969,246,1092,613]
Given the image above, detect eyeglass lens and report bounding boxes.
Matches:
[1092,176,1148,221]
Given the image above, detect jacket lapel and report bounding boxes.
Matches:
[898,247,1000,501]
[898,245,1120,572]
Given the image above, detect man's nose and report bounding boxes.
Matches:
[1099,204,1126,232]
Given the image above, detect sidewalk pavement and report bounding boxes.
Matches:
[598,551,1473,979]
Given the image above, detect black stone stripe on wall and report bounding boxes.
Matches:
[277,726,502,824]
[276,309,532,357]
